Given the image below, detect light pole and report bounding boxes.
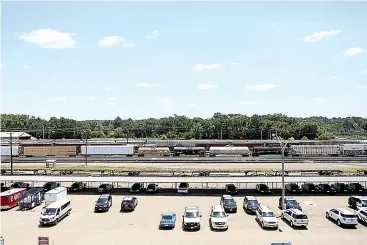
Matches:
[272,133,293,210]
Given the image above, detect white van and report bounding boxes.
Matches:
[39,199,71,226]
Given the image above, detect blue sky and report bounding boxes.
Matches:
[1,2,367,120]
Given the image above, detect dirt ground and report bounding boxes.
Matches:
[1,195,366,245]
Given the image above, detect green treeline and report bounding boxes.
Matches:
[1,113,366,140]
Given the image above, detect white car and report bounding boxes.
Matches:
[256,205,278,229]
[209,205,228,230]
[182,206,202,231]
[326,208,358,227]
[177,182,189,194]
[281,208,309,227]
[355,207,367,224]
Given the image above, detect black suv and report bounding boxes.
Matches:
[120,196,138,212]
[97,183,113,193]
[11,182,31,190]
[285,183,302,193]
[146,183,160,194]
[94,194,112,212]
[130,183,144,193]
[43,182,60,192]
[316,184,336,194]
[243,196,260,214]
[302,183,317,193]
[348,196,367,209]
[279,197,302,211]
[332,182,350,193]
[348,183,366,194]
[256,184,271,194]
[68,182,86,192]
[220,195,237,213]
[225,184,238,195]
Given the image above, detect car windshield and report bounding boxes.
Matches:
[341,214,356,218]
[179,183,188,188]
[322,185,331,189]
[227,185,235,190]
[132,184,141,188]
[185,211,199,217]
[122,200,131,205]
[260,185,268,189]
[43,208,57,215]
[307,184,315,188]
[263,211,276,217]
[286,200,298,205]
[290,184,298,189]
[248,200,259,206]
[212,211,226,217]
[224,199,235,205]
[147,184,155,189]
[361,200,367,205]
[97,198,108,204]
[72,183,80,187]
[162,215,173,220]
[99,185,106,188]
[294,214,308,219]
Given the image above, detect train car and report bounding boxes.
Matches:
[136,146,170,157]
[208,146,250,157]
[340,144,367,156]
[0,145,20,156]
[172,147,206,156]
[80,145,134,156]
[252,146,288,156]
[290,145,340,156]
[0,188,27,210]
[23,145,78,157]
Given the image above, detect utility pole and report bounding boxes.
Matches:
[10,133,13,175]
[85,131,88,166]
[42,125,45,139]
[260,129,263,140]
[220,128,223,140]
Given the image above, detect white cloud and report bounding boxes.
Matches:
[97,36,136,48]
[107,101,117,106]
[44,96,66,102]
[245,84,277,91]
[313,97,327,102]
[356,85,367,89]
[271,23,277,27]
[188,103,197,107]
[361,68,367,74]
[193,63,227,71]
[197,84,218,90]
[108,97,117,101]
[105,86,121,92]
[241,101,268,105]
[303,30,341,43]
[22,65,29,69]
[331,71,337,74]
[146,30,159,40]
[89,96,96,100]
[18,29,76,49]
[136,82,159,87]
[156,97,171,103]
[343,47,367,56]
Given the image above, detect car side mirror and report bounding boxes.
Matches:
[182,215,184,217]
[200,214,202,217]
[41,211,43,215]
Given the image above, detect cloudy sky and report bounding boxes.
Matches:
[1,2,367,120]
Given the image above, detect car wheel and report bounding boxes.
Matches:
[337,220,341,226]
[261,221,265,228]
[290,221,294,227]
[326,212,330,219]
[67,210,71,216]
[54,219,58,225]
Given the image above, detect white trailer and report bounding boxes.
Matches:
[0,145,19,156]
[80,145,134,156]
[44,187,67,206]
[208,146,250,157]
[341,144,367,156]
[290,145,340,156]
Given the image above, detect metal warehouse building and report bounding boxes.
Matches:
[0,132,33,142]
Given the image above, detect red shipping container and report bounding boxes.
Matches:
[0,188,27,210]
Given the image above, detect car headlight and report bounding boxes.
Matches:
[184,223,188,225]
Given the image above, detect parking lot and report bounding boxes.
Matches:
[1,195,366,245]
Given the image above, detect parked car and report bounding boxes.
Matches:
[97,184,113,193]
[279,197,302,211]
[10,182,31,190]
[325,208,358,227]
[243,196,260,214]
[256,205,278,229]
[120,196,138,212]
[209,205,228,230]
[182,206,202,231]
[348,196,367,209]
[316,184,336,194]
[301,183,317,193]
[256,184,271,194]
[39,199,71,226]
[130,183,144,193]
[43,182,60,192]
[94,194,112,212]
[285,183,302,193]
[281,208,309,227]
[348,183,366,194]
[177,182,189,194]
[225,184,238,195]
[220,195,237,213]
[332,183,350,193]
[146,183,161,194]
[271,243,291,245]
[159,212,176,229]
[355,207,367,224]
[68,182,86,192]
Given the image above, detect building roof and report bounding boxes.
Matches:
[0,132,32,138]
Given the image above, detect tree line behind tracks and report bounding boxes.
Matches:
[1,113,367,140]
